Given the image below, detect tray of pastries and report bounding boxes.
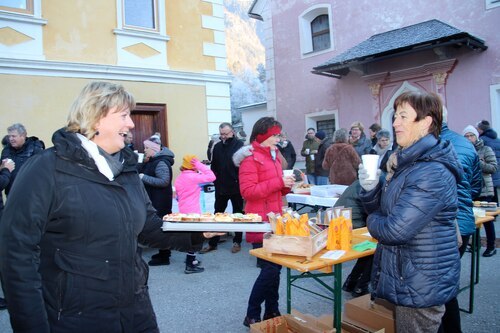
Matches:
[473,201,498,212]
[163,212,263,223]
[292,183,314,194]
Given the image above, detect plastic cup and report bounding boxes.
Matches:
[283,169,293,177]
[137,153,144,163]
[305,148,310,154]
[362,154,380,181]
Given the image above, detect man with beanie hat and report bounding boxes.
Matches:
[464,124,498,257]
[301,128,320,184]
[315,130,326,141]
[463,125,479,139]
[200,122,244,254]
[313,130,331,185]
[140,139,175,266]
[476,120,500,206]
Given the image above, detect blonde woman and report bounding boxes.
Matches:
[0,82,172,332]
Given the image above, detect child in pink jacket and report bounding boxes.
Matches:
[174,154,216,273]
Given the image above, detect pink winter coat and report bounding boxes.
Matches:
[174,160,216,213]
[239,141,290,243]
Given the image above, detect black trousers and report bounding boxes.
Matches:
[438,234,471,333]
[247,243,281,319]
[208,192,244,247]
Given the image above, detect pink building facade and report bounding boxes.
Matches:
[249,0,500,156]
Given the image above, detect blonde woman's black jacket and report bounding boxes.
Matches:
[0,129,172,333]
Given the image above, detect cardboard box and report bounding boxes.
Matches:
[263,228,328,259]
[343,295,395,333]
[250,310,335,333]
[341,320,385,333]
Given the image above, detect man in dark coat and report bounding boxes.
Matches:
[200,122,244,253]
[1,123,44,195]
[335,180,373,297]
[313,130,331,185]
[0,157,14,310]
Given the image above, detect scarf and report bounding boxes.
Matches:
[77,133,123,181]
[385,149,399,182]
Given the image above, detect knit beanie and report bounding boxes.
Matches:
[462,125,479,138]
[476,120,490,132]
[149,133,162,145]
[143,140,161,153]
[315,130,326,140]
[182,154,197,170]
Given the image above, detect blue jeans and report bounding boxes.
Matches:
[315,176,329,185]
[480,196,496,249]
[247,243,282,320]
[306,174,317,185]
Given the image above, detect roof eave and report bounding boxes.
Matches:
[248,0,264,21]
[312,35,487,79]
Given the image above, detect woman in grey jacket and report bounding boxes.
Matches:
[359,91,462,333]
[463,125,498,257]
[0,82,178,333]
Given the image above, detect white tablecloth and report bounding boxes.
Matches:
[162,221,271,232]
[285,193,338,208]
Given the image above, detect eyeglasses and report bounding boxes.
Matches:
[464,134,476,138]
[219,131,233,137]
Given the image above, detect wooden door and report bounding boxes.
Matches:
[130,103,168,152]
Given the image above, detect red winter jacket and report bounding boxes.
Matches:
[239,141,290,243]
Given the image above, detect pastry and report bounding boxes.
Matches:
[200,213,215,222]
[214,212,233,222]
[245,213,262,222]
[163,213,185,221]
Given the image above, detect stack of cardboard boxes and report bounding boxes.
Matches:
[251,295,395,333]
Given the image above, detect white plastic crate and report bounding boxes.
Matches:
[310,184,348,198]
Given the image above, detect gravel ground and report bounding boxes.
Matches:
[0,218,498,332]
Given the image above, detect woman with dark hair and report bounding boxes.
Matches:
[359,91,462,333]
[234,116,295,327]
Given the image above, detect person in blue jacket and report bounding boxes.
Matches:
[438,119,482,333]
[359,91,462,333]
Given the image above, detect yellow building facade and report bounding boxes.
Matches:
[0,0,231,173]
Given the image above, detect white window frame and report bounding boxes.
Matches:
[490,84,500,131]
[122,0,158,33]
[305,110,338,136]
[0,0,33,15]
[486,0,500,9]
[298,4,334,58]
[114,0,168,42]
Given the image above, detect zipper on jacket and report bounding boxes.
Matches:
[56,248,63,320]
[397,247,404,281]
